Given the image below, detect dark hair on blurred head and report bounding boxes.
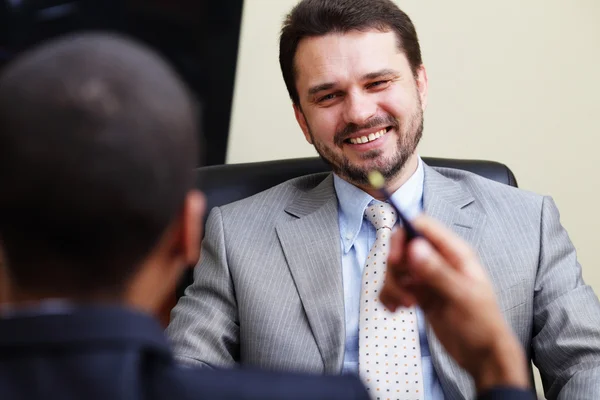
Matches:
[0,32,199,298]
[279,0,422,105]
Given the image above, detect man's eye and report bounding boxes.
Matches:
[368,80,390,89]
[318,93,338,102]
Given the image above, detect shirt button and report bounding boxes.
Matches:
[345,233,352,240]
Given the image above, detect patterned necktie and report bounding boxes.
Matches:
[359,201,424,400]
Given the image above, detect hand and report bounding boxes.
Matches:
[379,215,530,393]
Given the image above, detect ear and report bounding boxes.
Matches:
[122,191,206,315]
[293,103,313,144]
[415,65,429,111]
[179,190,205,267]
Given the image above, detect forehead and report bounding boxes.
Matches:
[294,30,407,88]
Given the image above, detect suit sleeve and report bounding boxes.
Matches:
[477,387,537,400]
[174,367,371,400]
[165,207,240,367]
[532,196,600,399]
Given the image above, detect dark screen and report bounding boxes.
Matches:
[0,0,244,166]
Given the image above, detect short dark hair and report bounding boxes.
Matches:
[279,0,423,106]
[0,33,199,298]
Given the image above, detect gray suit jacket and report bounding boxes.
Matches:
[167,165,600,400]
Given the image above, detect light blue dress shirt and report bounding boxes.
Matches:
[333,157,445,399]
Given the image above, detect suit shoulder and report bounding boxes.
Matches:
[432,166,544,210]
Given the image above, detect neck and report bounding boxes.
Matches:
[358,153,420,200]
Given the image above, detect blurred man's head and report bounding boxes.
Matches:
[0,33,205,313]
[279,0,428,194]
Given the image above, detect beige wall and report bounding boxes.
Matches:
[228,0,600,395]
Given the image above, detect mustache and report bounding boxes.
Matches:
[334,115,400,146]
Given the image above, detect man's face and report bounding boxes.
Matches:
[293,29,428,186]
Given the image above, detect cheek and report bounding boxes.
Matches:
[380,86,419,118]
[306,110,341,142]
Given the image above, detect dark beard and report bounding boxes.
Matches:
[310,107,423,187]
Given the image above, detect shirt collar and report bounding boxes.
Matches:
[0,304,170,358]
[334,156,425,254]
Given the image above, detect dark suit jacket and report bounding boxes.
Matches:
[0,305,534,400]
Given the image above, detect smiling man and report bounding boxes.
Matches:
[167,1,600,399]
[292,29,425,197]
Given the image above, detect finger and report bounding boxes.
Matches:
[387,228,406,267]
[380,279,417,312]
[411,215,478,274]
[403,238,464,300]
[386,228,416,290]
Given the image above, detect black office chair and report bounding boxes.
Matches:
[178,156,518,298]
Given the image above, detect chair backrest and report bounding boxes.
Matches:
[177,156,518,298]
[195,156,518,219]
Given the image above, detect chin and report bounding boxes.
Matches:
[354,152,394,168]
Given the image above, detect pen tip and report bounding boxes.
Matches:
[367,170,385,189]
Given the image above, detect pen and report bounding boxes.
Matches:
[367,170,422,242]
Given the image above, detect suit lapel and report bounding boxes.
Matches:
[422,165,487,399]
[276,174,345,374]
[423,165,487,247]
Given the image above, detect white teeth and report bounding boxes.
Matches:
[349,129,387,144]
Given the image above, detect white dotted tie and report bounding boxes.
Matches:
[359,202,424,400]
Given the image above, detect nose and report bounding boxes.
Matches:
[342,91,377,127]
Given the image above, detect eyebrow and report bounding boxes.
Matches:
[307,69,399,98]
[362,68,398,80]
[308,82,336,97]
